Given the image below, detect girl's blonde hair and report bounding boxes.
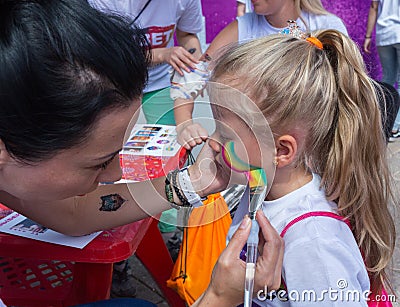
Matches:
[211,30,395,293]
[296,0,329,15]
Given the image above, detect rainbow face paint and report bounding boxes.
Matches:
[221,141,267,212]
[247,168,267,189]
[221,141,267,186]
[221,141,259,173]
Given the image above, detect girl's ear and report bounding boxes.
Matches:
[275,135,298,168]
[0,140,13,168]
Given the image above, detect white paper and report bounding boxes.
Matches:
[0,212,101,249]
[122,124,180,157]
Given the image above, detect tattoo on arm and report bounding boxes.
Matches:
[99,194,126,211]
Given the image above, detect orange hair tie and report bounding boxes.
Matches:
[279,20,324,50]
[306,37,323,50]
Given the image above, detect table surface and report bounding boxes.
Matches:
[0,217,153,263]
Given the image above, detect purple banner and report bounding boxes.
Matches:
[201,0,381,79]
[322,0,381,79]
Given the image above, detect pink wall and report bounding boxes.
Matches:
[200,0,381,80]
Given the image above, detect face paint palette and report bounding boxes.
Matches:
[123,124,180,157]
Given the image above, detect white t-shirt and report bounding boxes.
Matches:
[227,174,369,306]
[237,0,253,13]
[373,0,400,46]
[0,299,6,307]
[237,11,348,43]
[89,0,203,93]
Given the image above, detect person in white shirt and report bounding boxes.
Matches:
[364,0,400,140]
[173,0,347,150]
[89,0,203,125]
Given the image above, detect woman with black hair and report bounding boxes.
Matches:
[0,1,283,306]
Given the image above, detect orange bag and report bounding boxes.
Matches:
[166,193,232,305]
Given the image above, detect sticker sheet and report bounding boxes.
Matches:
[122,124,180,157]
[0,211,101,249]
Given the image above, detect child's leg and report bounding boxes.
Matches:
[378,44,400,134]
[378,45,397,87]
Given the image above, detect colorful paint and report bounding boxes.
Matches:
[221,141,267,188]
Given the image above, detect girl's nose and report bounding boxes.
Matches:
[208,133,222,153]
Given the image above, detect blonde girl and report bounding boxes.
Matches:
[210,29,395,305]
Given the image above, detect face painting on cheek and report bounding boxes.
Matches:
[221,141,259,172]
[221,141,267,186]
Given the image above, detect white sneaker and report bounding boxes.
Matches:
[389,130,400,142]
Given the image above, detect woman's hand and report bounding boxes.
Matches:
[253,211,284,293]
[363,38,372,53]
[188,140,231,197]
[196,212,284,306]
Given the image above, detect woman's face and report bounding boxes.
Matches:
[251,0,291,16]
[1,101,140,202]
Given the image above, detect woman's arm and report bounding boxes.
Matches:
[3,177,170,236]
[2,141,228,236]
[201,19,239,61]
[151,30,201,76]
[364,1,379,53]
[174,97,208,150]
[175,29,202,59]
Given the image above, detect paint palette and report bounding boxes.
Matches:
[122,124,180,157]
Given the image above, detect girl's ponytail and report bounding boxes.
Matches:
[317,30,395,293]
